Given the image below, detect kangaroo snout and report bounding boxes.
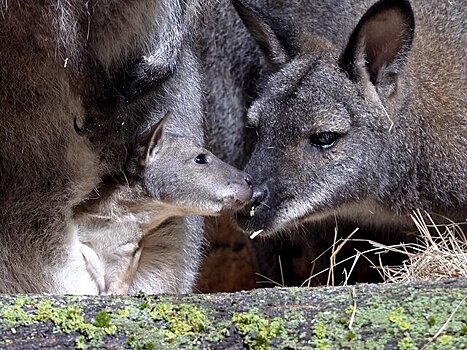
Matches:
[239,183,269,218]
[234,182,272,233]
[251,184,268,206]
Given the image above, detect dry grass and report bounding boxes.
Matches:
[302,210,467,287]
[256,255,286,288]
[377,210,467,283]
[257,210,467,288]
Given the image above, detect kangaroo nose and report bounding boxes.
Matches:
[251,184,268,205]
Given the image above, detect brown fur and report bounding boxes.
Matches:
[0,0,205,293]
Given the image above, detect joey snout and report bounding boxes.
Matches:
[222,173,254,209]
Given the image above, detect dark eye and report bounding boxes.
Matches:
[309,132,341,149]
[194,154,209,164]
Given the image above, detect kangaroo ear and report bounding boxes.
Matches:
[139,111,172,167]
[340,0,415,95]
[233,0,292,69]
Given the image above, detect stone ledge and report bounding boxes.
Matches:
[1,279,466,349]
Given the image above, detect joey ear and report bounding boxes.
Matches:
[139,111,172,167]
[340,0,415,94]
[233,0,292,69]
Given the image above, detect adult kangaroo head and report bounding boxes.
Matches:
[234,0,466,235]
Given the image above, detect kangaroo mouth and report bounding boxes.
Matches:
[238,193,267,218]
[247,201,263,217]
[237,202,260,220]
[239,203,259,218]
[236,200,315,237]
[235,201,272,234]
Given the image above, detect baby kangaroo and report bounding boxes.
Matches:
[74,112,253,295]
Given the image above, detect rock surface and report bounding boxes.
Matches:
[1,279,466,349]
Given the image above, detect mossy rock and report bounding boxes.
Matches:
[0,279,466,349]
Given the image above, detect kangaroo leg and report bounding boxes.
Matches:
[104,246,143,295]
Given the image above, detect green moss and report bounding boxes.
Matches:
[313,321,327,339]
[116,306,131,319]
[0,283,465,349]
[0,298,34,326]
[75,335,87,350]
[35,300,96,338]
[313,322,330,350]
[127,334,156,350]
[438,334,453,345]
[0,297,118,348]
[232,310,284,350]
[95,310,118,335]
[149,303,208,336]
[94,310,111,327]
[398,337,416,350]
[461,324,467,336]
[389,308,411,331]
[112,300,215,349]
[427,315,437,327]
[33,299,121,347]
[305,287,467,349]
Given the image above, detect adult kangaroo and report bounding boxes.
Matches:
[232,0,466,238]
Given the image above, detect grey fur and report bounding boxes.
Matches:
[198,0,266,168]
[232,0,466,235]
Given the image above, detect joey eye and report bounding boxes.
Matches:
[194,154,209,164]
[309,132,341,149]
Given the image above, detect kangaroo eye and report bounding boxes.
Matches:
[309,132,341,149]
[194,154,209,164]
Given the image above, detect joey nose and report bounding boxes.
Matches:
[229,173,254,207]
[232,183,253,204]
